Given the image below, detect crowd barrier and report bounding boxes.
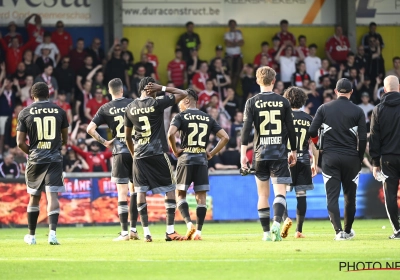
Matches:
[0,171,389,226]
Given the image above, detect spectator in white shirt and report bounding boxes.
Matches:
[224,19,244,90]
[304,44,321,83]
[314,58,330,87]
[275,44,304,88]
[34,31,60,67]
[358,92,375,122]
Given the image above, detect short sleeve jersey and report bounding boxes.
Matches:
[170,108,222,166]
[243,92,293,161]
[124,95,175,159]
[288,110,313,164]
[17,101,69,164]
[92,97,133,155]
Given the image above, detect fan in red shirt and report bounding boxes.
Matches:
[275,19,296,47]
[141,41,159,80]
[24,14,44,51]
[297,35,309,57]
[69,38,87,73]
[85,88,108,123]
[191,61,209,93]
[167,49,187,88]
[54,92,73,124]
[3,22,23,47]
[325,25,351,66]
[198,79,218,108]
[268,36,282,72]
[70,141,112,172]
[0,35,34,75]
[52,21,73,58]
[253,42,273,68]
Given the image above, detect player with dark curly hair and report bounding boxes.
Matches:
[281,86,319,239]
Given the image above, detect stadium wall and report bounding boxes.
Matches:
[123,26,400,85]
[0,173,388,226]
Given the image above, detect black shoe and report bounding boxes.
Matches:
[145,235,152,242]
[389,231,400,239]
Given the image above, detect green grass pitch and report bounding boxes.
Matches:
[0,220,398,280]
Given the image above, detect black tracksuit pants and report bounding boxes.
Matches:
[322,153,360,234]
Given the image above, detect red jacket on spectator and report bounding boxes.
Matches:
[26,23,44,50]
[52,30,73,58]
[198,90,217,108]
[0,38,34,75]
[3,33,23,47]
[191,72,209,92]
[325,35,351,64]
[70,145,112,172]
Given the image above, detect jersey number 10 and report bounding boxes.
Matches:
[34,116,56,140]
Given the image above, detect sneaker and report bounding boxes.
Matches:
[165,231,186,241]
[389,231,400,239]
[24,234,36,245]
[262,232,272,241]
[113,233,129,241]
[271,224,282,242]
[185,225,196,240]
[48,234,60,245]
[294,231,305,238]
[345,229,355,240]
[333,231,347,241]
[129,230,140,240]
[280,218,292,238]
[145,235,152,242]
[192,234,202,241]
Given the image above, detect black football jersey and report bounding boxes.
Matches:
[124,95,175,159]
[288,110,313,164]
[92,97,133,155]
[242,92,295,161]
[170,108,222,166]
[17,101,69,164]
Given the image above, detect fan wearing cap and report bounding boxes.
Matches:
[34,31,60,67]
[209,45,229,75]
[4,22,23,47]
[309,78,367,241]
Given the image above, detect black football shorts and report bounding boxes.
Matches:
[288,161,314,192]
[133,153,175,194]
[254,159,292,184]
[25,162,64,196]
[176,164,209,192]
[111,153,133,184]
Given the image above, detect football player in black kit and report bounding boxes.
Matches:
[17,82,69,245]
[87,78,139,242]
[168,89,229,240]
[280,87,319,239]
[124,77,188,242]
[241,66,297,242]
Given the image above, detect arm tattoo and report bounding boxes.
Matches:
[93,130,106,145]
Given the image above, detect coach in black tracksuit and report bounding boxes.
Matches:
[369,75,400,240]
[309,78,367,240]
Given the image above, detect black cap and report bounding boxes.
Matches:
[215,45,223,51]
[336,78,353,93]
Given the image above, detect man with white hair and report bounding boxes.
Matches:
[369,75,400,240]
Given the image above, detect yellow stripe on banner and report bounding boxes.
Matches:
[302,0,326,24]
[164,153,176,184]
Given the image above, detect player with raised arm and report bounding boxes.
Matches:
[124,77,188,242]
[17,82,69,245]
[280,87,319,239]
[86,78,139,241]
[241,66,297,242]
[168,89,229,240]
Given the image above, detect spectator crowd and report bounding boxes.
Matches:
[0,16,399,178]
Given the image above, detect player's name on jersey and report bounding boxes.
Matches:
[255,100,283,108]
[260,136,282,145]
[294,119,311,126]
[37,141,52,149]
[184,147,206,153]
[183,113,210,122]
[137,137,150,145]
[29,107,60,115]
[109,107,126,115]
[130,106,155,115]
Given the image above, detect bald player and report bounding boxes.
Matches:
[370,75,400,239]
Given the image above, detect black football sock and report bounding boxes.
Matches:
[296,196,307,233]
[137,203,149,228]
[273,195,286,223]
[118,201,129,232]
[165,199,176,228]
[258,207,270,232]
[27,206,40,235]
[196,205,207,231]
[177,199,192,224]
[129,194,138,229]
